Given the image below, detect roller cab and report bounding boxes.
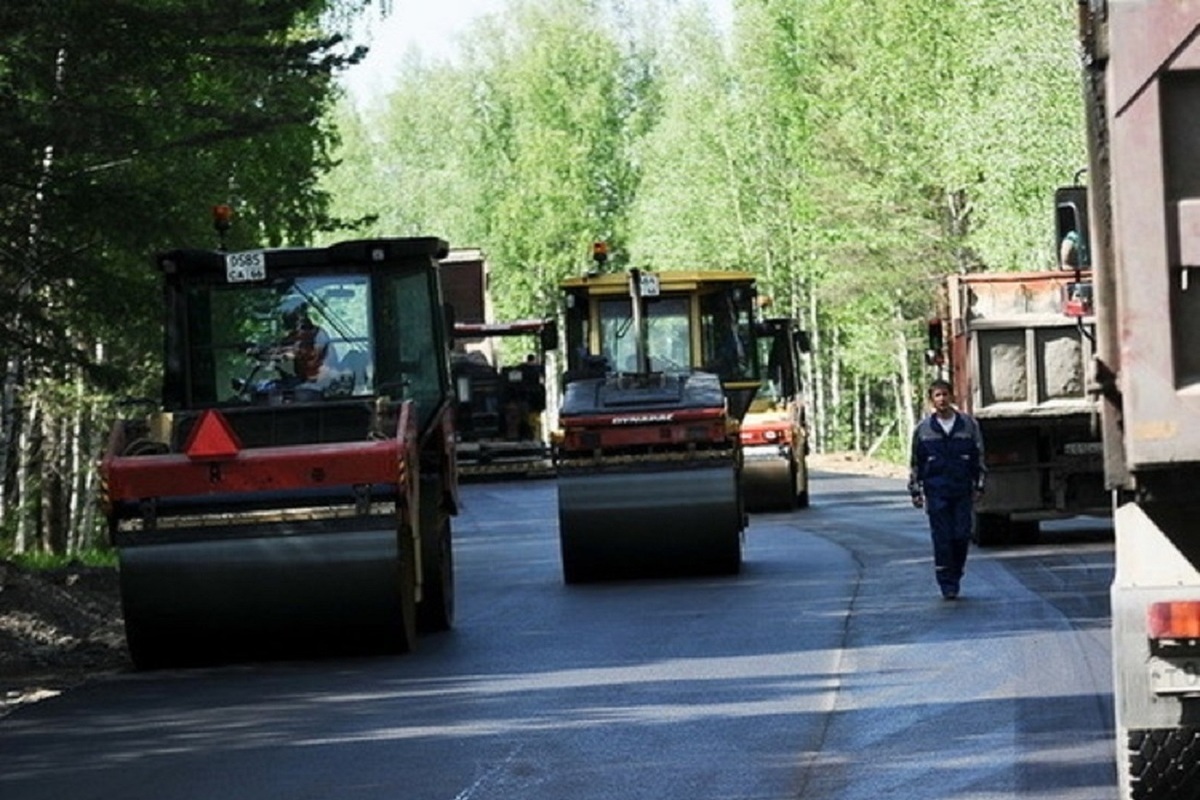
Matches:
[101,236,458,668]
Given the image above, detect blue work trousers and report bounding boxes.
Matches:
[925,493,973,594]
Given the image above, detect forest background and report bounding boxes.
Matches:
[0,0,1085,556]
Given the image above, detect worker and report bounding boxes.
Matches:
[1059,229,1081,270]
[908,379,986,601]
[278,300,332,383]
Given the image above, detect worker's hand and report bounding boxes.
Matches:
[911,494,924,509]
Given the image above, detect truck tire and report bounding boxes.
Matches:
[972,512,1010,547]
[417,477,455,633]
[1126,727,1200,800]
[393,520,420,654]
[795,461,810,509]
[1010,519,1039,545]
[417,515,454,632]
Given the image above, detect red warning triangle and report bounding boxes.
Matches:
[184,409,242,460]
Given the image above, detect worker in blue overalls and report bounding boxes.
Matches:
[908,379,986,600]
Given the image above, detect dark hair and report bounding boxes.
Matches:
[927,378,953,397]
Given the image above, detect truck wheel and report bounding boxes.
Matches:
[391,519,419,653]
[1010,519,1039,545]
[795,461,810,509]
[417,476,455,633]
[973,513,1010,547]
[418,516,455,633]
[1126,727,1200,799]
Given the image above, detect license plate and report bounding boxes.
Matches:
[225,249,266,283]
[1149,656,1200,694]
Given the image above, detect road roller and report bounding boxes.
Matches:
[100,233,458,668]
[555,247,778,582]
[739,317,811,512]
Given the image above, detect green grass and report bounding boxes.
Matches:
[6,548,118,570]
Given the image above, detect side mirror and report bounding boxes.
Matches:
[925,318,945,366]
[1054,184,1091,270]
[793,330,812,354]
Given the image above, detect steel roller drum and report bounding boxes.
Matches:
[556,462,742,582]
[741,457,796,512]
[118,519,412,667]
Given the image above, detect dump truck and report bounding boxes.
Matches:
[100,235,458,668]
[554,249,771,582]
[928,270,1108,545]
[451,318,557,478]
[1072,3,1200,796]
[740,317,811,511]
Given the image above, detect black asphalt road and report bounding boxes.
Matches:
[0,470,1116,799]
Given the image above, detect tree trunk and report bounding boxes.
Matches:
[852,372,862,453]
[42,397,66,554]
[0,355,21,531]
[808,290,823,453]
[829,327,841,451]
[896,315,916,457]
[68,372,86,552]
[15,392,38,553]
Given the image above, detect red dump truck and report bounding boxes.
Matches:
[1072,3,1200,796]
[929,270,1108,546]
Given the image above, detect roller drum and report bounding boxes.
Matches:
[741,456,798,512]
[118,518,414,668]
[557,463,742,582]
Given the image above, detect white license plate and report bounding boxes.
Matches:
[1149,656,1200,694]
[225,249,266,283]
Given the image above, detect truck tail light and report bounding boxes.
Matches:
[1148,601,1200,640]
[985,450,1025,466]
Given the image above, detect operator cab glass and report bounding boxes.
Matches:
[699,287,757,383]
[185,275,375,405]
[582,284,758,384]
[178,266,444,425]
[598,296,692,374]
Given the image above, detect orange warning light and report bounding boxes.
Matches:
[212,204,234,233]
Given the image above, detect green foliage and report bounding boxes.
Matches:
[318,0,1083,455]
[0,0,373,554]
[7,548,118,570]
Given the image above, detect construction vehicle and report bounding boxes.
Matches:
[926,270,1108,546]
[451,318,557,478]
[554,246,769,582]
[100,232,458,668]
[439,248,558,477]
[1072,3,1200,796]
[740,317,811,511]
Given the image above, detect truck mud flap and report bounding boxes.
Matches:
[556,463,743,583]
[118,520,414,668]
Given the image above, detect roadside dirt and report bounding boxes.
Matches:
[0,453,906,718]
[0,561,129,717]
[807,451,908,480]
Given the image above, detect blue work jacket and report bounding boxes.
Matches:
[908,411,986,499]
